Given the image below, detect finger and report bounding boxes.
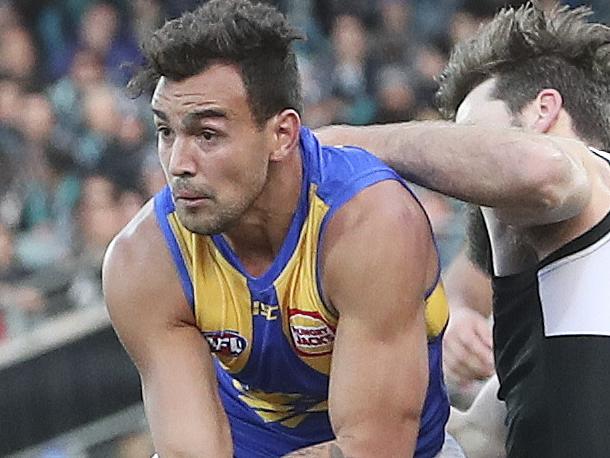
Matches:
[449,336,494,380]
[473,318,493,350]
[444,340,482,383]
[453,332,493,374]
[464,335,495,373]
[443,343,469,384]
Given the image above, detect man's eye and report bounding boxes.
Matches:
[201,130,215,141]
[157,127,172,138]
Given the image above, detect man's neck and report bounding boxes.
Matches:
[223,147,303,277]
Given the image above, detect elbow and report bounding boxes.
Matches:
[524,143,591,221]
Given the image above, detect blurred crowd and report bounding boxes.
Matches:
[1,0,609,455]
[1,0,608,341]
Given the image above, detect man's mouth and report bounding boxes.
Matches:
[173,188,212,208]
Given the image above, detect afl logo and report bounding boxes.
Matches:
[289,310,336,356]
[204,330,247,357]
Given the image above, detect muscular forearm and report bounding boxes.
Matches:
[316,122,584,211]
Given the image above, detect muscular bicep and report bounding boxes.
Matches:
[102,206,232,457]
[321,181,436,456]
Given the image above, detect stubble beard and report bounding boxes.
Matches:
[177,167,269,236]
[177,199,245,236]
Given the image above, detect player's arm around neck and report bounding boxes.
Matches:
[287,180,435,457]
[316,123,591,227]
[102,201,232,458]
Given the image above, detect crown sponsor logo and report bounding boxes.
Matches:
[289,310,335,356]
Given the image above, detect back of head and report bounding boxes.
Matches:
[437,2,610,149]
[129,0,304,127]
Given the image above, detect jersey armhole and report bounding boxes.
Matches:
[315,171,446,339]
[153,188,195,310]
[315,168,407,318]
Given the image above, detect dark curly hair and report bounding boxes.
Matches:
[128,0,303,127]
[436,2,610,149]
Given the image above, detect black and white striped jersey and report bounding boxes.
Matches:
[493,147,610,458]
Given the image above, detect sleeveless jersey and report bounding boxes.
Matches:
[493,148,610,457]
[154,127,450,457]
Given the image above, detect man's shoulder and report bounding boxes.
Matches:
[317,143,392,178]
[319,179,438,316]
[304,126,395,190]
[322,179,431,255]
[309,144,403,212]
[105,199,161,270]
[103,197,193,328]
[102,198,174,305]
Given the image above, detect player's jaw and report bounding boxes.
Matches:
[174,194,240,235]
[171,173,267,236]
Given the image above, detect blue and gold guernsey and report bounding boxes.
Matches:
[154,128,450,457]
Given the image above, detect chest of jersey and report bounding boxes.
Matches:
[169,187,336,389]
[154,128,451,437]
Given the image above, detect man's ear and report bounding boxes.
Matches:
[529,88,564,134]
[268,109,301,162]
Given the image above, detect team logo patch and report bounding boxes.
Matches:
[288,310,336,356]
[204,330,247,357]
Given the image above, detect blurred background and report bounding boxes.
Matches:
[0,0,608,456]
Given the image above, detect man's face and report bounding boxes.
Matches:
[455,78,520,128]
[152,64,272,235]
[455,77,521,270]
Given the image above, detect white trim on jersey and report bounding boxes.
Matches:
[538,229,610,336]
[590,147,610,162]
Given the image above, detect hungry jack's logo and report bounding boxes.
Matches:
[288,310,336,356]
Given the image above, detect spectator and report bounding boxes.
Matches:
[412,43,448,111]
[0,24,41,90]
[130,0,165,44]
[76,2,140,86]
[77,83,150,189]
[68,173,144,310]
[328,14,376,124]
[0,222,46,338]
[78,84,124,170]
[48,48,106,138]
[0,88,24,230]
[14,95,80,254]
[371,0,415,66]
[0,0,20,29]
[374,65,417,123]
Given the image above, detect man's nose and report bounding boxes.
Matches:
[168,136,197,177]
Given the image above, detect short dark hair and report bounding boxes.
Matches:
[128,0,303,127]
[437,2,610,149]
